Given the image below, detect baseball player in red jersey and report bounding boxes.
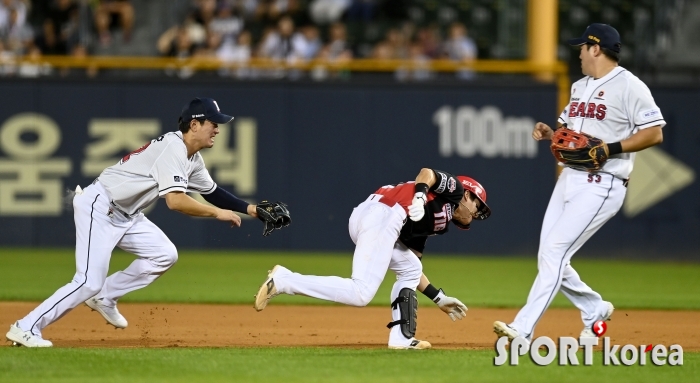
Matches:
[494,24,665,346]
[6,97,290,347]
[254,168,491,349]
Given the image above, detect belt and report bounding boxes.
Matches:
[109,201,137,219]
[366,194,407,223]
[93,178,138,218]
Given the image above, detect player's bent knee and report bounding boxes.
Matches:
[355,293,373,307]
[158,243,178,268]
[346,289,374,307]
[167,246,178,265]
[350,283,378,306]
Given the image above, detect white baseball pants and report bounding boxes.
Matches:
[17,181,178,336]
[273,195,423,346]
[510,167,627,339]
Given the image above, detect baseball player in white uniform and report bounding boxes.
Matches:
[6,97,290,347]
[493,24,665,345]
[253,168,492,349]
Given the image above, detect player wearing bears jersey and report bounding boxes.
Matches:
[253,168,491,349]
[6,97,290,348]
[494,23,665,346]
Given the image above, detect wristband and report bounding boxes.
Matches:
[607,142,623,156]
[202,186,249,214]
[421,284,440,301]
[414,183,429,195]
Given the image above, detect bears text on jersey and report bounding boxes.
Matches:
[568,101,607,120]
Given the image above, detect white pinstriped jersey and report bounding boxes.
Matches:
[98,131,216,215]
[557,66,666,179]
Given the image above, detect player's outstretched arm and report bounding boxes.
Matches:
[202,186,252,215]
[165,191,241,227]
[418,272,468,322]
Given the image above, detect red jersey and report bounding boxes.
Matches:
[373,170,464,253]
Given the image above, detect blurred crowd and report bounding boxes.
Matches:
[0,0,133,52]
[0,0,478,79]
[0,0,135,76]
[157,0,477,78]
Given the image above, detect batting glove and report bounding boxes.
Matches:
[434,289,468,321]
[408,192,427,221]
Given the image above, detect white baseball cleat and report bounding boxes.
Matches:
[85,297,128,329]
[493,321,521,340]
[580,328,597,338]
[6,322,53,347]
[254,265,287,312]
[580,301,615,339]
[388,338,432,350]
[494,321,531,349]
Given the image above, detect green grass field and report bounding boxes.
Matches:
[0,348,696,383]
[0,248,697,382]
[1,248,698,309]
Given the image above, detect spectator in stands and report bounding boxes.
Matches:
[415,24,441,59]
[405,41,431,80]
[217,29,251,63]
[309,0,350,24]
[0,6,33,55]
[157,16,206,57]
[258,15,305,61]
[383,27,408,59]
[194,29,223,57]
[35,0,80,55]
[293,24,321,60]
[443,23,476,61]
[0,0,28,32]
[443,22,476,79]
[371,41,391,60]
[318,22,352,61]
[216,29,253,78]
[93,0,134,46]
[209,1,244,42]
[158,25,198,58]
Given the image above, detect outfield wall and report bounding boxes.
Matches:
[0,80,696,257]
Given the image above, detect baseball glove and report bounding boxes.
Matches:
[550,128,609,172]
[256,201,291,236]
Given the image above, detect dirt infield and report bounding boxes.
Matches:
[1,302,698,350]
